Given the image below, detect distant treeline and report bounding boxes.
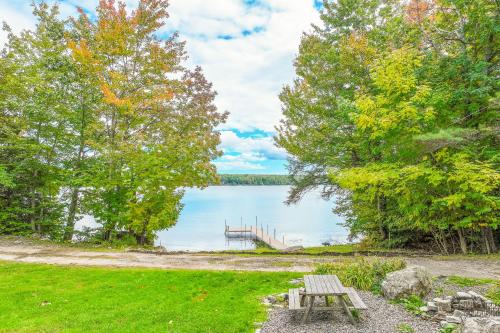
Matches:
[217,174,291,185]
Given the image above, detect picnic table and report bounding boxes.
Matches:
[288,274,367,324]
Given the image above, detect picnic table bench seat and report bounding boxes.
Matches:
[288,288,303,310]
[345,287,367,310]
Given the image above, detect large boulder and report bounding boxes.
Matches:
[381,265,432,300]
[461,317,500,333]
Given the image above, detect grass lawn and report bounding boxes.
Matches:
[0,261,300,333]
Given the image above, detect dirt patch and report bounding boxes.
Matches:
[0,238,498,279]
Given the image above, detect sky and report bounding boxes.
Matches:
[0,0,323,174]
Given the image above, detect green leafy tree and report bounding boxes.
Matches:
[69,0,227,244]
[277,0,499,253]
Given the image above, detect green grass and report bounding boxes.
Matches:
[392,295,426,315]
[314,258,406,291]
[0,261,300,333]
[446,275,500,306]
[446,275,498,287]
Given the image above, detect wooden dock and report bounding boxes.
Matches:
[224,225,288,250]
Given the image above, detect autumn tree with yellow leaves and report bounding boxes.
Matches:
[0,0,227,244]
[277,0,498,253]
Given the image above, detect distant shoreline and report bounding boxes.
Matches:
[216,174,292,186]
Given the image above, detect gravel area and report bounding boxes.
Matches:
[260,291,440,333]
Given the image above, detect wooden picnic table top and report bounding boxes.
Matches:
[304,274,347,296]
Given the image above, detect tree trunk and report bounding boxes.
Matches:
[480,227,492,254]
[457,228,467,254]
[63,188,79,241]
[484,227,497,253]
[377,192,388,241]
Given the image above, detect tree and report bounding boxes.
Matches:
[277,0,499,253]
[69,0,227,244]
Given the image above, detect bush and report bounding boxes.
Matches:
[314,258,406,291]
[392,295,426,315]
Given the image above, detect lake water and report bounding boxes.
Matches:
[155,185,348,251]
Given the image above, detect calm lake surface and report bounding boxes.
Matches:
[155,185,348,251]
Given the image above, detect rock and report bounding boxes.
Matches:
[457,292,473,299]
[461,317,500,333]
[420,306,429,312]
[265,296,277,304]
[255,329,261,333]
[458,299,475,310]
[284,246,304,252]
[427,301,438,311]
[453,310,466,318]
[445,315,462,324]
[278,293,289,301]
[436,299,452,312]
[262,299,272,306]
[289,278,303,285]
[381,266,433,300]
[468,291,489,302]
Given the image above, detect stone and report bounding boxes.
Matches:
[284,246,304,252]
[289,278,303,285]
[265,296,277,304]
[436,299,452,312]
[420,306,429,312]
[453,310,466,318]
[461,317,500,333]
[459,299,475,310]
[457,292,473,299]
[255,329,262,333]
[427,301,438,311]
[262,299,272,306]
[445,315,462,324]
[468,291,489,302]
[381,266,433,300]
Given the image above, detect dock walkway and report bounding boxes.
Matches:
[224,225,288,250]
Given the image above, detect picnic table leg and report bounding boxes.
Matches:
[337,295,355,324]
[301,296,315,324]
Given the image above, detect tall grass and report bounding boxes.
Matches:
[314,258,406,291]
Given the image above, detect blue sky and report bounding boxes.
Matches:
[0,0,323,174]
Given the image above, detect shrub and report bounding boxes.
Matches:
[314,258,406,291]
[398,323,415,333]
[392,295,425,315]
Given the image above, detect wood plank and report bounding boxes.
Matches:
[318,275,332,294]
[345,287,367,310]
[322,275,338,294]
[331,275,347,294]
[289,288,301,310]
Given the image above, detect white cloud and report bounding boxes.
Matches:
[219,130,286,160]
[0,0,321,172]
[165,0,321,132]
[214,159,266,171]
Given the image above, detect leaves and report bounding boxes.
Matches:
[277,0,499,252]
